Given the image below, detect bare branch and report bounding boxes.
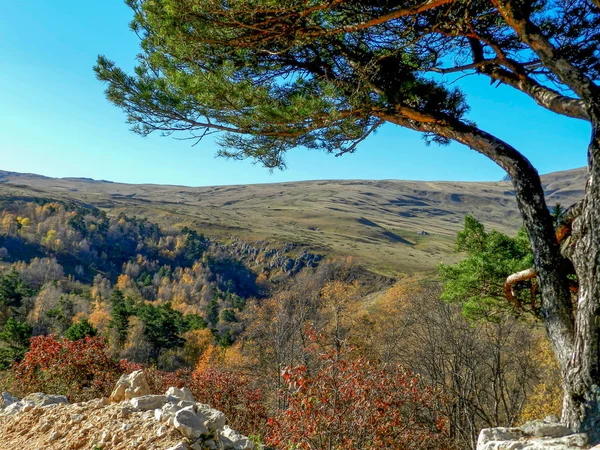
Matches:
[504,267,537,309]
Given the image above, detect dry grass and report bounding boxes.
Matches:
[0,167,586,276]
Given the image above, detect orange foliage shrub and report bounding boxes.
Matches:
[119,359,267,436]
[189,368,267,436]
[266,330,452,450]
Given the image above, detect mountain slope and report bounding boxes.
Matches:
[0,167,586,276]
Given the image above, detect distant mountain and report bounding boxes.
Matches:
[0,167,586,276]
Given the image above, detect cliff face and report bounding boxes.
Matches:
[0,371,254,450]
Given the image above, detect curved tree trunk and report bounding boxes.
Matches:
[562,108,600,442]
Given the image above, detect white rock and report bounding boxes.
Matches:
[163,402,180,412]
[477,427,588,450]
[130,395,167,411]
[38,421,52,432]
[173,405,208,440]
[177,400,196,410]
[154,408,166,422]
[220,425,254,450]
[23,393,68,407]
[165,386,195,402]
[521,418,574,438]
[197,404,227,432]
[166,443,189,450]
[0,392,18,408]
[48,431,62,442]
[110,370,150,402]
[101,430,112,443]
[157,425,168,437]
[2,401,24,415]
[22,403,34,412]
[71,413,84,423]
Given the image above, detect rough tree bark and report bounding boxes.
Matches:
[489,1,600,440]
[563,105,600,440]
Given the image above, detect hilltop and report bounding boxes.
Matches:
[0,167,586,276]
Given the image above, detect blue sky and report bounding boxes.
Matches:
[0,1,591,186]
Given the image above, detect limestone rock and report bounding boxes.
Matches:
[165,386,195,402]
[167,443,189,450]
[521,417,574,438]
[477,418,588,450]
[197,403,227,432]
[0,392,18,408]
[130,395,167,411]
[110,370,150,402]
[0,387,253,450]
[220,425,254,450]
[23,392,68,407]
[173,406,208,440]
[2,401,25,416]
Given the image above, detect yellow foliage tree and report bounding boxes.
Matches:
[116,274,134,291]
[88,307,111,333]
[519,337,563,422]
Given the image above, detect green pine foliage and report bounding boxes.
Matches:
[108,290,133,346]
[0,270,32,309]
[0,317,32,369]
[65,318,98,341]
[94,0,469,168]
[138,303,187,361]
[440,215,534,320]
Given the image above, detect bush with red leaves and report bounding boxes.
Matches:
[189,368,267,436]
[119,360,267,436]
[266,336,453,450]
[12,337,268,437]
[12,335,121,402]
[119,360,191,394]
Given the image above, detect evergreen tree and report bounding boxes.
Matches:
[552,204,566,229]
[0,270,32,310]
[108,289,132,346]
[205,296,220,326]
[440,215,534,319]
[0,317,32,369]
[65,318,98,341]
[138,303,186,362]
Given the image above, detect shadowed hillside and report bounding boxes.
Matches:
[0,167,586,276]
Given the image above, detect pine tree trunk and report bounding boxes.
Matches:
[562,110,600,443]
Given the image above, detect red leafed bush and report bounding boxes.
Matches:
[266,339,453,450]
[119,360,191,394]
[12,335,121,402]
[189,368,267,436]
[118,361,267,436]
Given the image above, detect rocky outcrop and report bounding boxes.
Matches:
[477,416,600,450]
[0,371,255,450]
[218,239,324,276]
[0,392,68,416]
[110,369,151,402]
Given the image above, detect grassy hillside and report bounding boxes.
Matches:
[0,167,586,276]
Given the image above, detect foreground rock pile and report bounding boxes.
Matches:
[0,370,254,450]
[477,416,600,450]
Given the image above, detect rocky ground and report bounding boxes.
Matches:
[0,371,254,450]
[478,416,600,450]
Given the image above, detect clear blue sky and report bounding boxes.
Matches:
[0,1,591,186]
